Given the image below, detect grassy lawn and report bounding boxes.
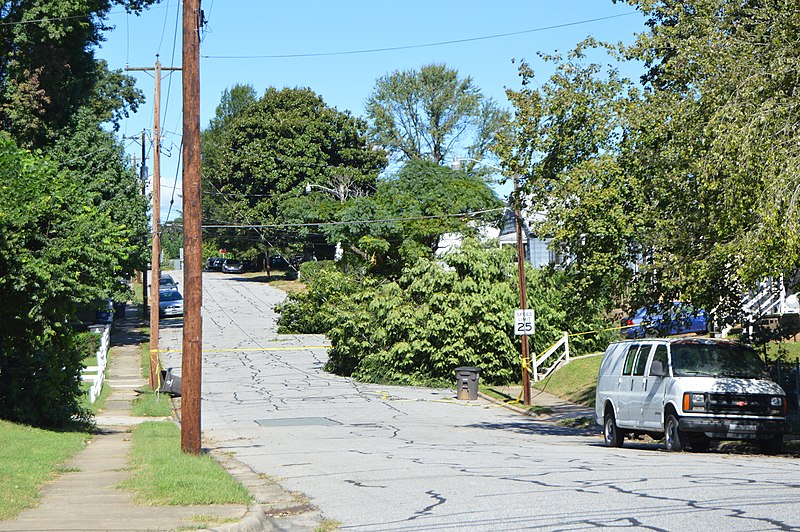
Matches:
[765,339,800,361]
[240,271,306,295]
[0,420,88,519]
[119,421,252,505]
[131,387,173,417]
[533,354,602,407]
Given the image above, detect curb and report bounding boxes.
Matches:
[204,443,326,532]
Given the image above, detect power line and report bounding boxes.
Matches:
[202,208,504,229]
[202,12,637,59]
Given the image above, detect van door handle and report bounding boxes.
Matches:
[643,378,648,392]
[630,380,634,391]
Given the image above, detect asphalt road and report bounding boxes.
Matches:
[158,270,800,531]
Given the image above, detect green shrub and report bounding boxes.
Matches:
[75,331,101,358]
[278,239,617,386]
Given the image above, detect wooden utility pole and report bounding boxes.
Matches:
[127,58,181,390]
[140,130,148,317]
[182,0,203,455]
[514,174,532,406]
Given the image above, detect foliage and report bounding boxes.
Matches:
[0,1,153,148]
[0,133,128,427]
[366,63,509,164]
[48,106,149,287]
[75,331,101,359]
[496,46,642,316]
[278,241,615,386]
[201,86,387,261]
[120,421,252,506]
[616,0,800,319]
[321,158,503,276]
[0,419,88,519]
[499,1,800,323]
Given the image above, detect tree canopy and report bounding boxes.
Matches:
[312,158,503,276]
[498,0,800,323]
[0,133,132,426]
[201,86,387,260]
[0,0,154,149]
[366,63,509,165]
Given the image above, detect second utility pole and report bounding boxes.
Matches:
[126,57,181,390]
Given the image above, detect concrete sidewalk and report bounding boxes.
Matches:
[0,306,252,532]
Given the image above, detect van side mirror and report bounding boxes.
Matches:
[650,360,668,377]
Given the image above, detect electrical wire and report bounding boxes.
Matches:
[161,2,182,130]
[201,208,504,229]
[162,139,183,226]
[202,12,638,59]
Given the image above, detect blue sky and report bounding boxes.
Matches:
[97,1,647,221]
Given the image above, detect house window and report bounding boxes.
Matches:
[528,238,551,269]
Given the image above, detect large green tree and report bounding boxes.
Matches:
[620,0,800,316]
[497,46,643,316]
[0,0,155,148]
[366,63,509,165]
[0,133,131,426]
[311,158,503,276]
[50,107,149,285]
[201,86,387,260]
[500,1,800,323]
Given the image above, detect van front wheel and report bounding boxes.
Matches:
[664,414,686,451]
[604,412,624,447]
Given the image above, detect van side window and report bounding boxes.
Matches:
[650,345,668,376]
[622,345,638,375]
[633,345,651,376]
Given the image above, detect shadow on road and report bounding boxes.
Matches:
[467,420,600,438]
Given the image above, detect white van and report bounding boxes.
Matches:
[595,338,786,453]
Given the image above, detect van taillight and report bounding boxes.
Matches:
[627,319,634,326]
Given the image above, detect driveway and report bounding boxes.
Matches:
[158,271,800,531]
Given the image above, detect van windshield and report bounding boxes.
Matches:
[671,342,768,378]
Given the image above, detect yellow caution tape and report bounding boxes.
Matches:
[150,345,330,354]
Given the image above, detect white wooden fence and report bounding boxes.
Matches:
[81,324,111,403]
[532,331,570,382]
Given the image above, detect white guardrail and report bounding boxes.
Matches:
[81,323,111,403]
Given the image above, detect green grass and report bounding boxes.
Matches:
[765,340,800,361]
[78,380,110,414]
[119,421,252,506]
[131,387,173,417]
[533,355,602,407]
[0,420,89,519]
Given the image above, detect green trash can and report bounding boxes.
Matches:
[455,366,481,400]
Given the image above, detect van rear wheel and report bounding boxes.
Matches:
[664,414,686,451]
[604,412,624,447]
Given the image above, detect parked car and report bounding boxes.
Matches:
[596,337,785,453]
[158,289,183,317]
[159,274,178,290]
[222,259,244,274]
[205,257,224,271]
[269,255,290,269]
[622,302,709,338]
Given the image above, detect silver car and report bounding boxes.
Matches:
[158,289,183,317]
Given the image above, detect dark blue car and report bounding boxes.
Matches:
[622,302,710,339]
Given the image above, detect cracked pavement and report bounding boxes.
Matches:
[158,271,800,531]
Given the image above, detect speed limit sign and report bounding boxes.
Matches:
[514,309,535,336]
